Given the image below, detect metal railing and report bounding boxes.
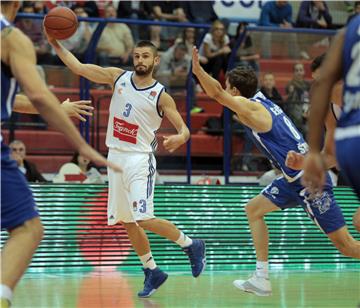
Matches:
[15,13,338,183]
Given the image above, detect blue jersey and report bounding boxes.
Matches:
[340,15,360,128]
[1,14,18,122]
[244,92,308,182]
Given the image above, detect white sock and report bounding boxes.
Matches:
[256,261,269,279]
[0,284,12,304]
[140,252,157,270]
[175,231,193,248]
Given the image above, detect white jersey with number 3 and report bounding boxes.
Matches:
[106,71,165,153]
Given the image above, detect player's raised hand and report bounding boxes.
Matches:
[192,46,201,76]
[285,150,305,170]
[78,143,122,173]
[43,27,60,48]
[163,135,185,153]
[61,98,94,122]
[301,152,326,196]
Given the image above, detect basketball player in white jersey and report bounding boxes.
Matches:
[46,37,206,297]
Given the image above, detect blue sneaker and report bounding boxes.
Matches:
[138,267,168,298]
[183,239,206,277]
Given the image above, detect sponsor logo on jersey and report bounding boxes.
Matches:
[113,117,139,144]
[148,90,157,101]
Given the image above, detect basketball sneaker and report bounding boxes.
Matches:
[183,239,206,277]
[233,272,272,296]
[138,267,168,298]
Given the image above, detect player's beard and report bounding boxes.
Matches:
[135,63,154,76]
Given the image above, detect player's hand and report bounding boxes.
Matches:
[301,152,326,196]
[78,143,122,173]
[192,46,201,76]
[163,135,186,153]
[285,150,305,170]
[43,27,60,48]
[61,98,94,122]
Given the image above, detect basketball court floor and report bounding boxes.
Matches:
[11,267,360,308]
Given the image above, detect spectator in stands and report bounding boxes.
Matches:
[231,22,260,74]
[296,1,333,29]
[260,72,284,106]
[9,140,47,183]
[97,4,134,67]
[284,63,310,136]
[56,4,94,62]
[16,2,53,64]
[182,1,218,24]
[258,1,299,59]
[150,1,188,49]
[53,152,104,184]
[157,43,190,90]
[116,1,144,41]
[199,20,231,80]
[259,1,293,28]
[33,1,49,14]
[175,27,208,64]
[347,1,360,24]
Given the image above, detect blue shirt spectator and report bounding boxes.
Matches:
[296,1,332,29]
[259,1,293,27]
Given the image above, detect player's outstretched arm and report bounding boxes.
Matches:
[192,47,272,133]
[159,92,190,153]
[14,94,93,122]
[6,27,121,172]
[45,30,122,85]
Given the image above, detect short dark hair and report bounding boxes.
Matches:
[226,66,258,98]
[135,40,158,57]
[311,53,326,72]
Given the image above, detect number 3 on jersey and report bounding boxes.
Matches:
[123,103,132,117]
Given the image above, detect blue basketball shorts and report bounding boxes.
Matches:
[336,135,360,200]
[261,174,346,234]
[1,144,39,230]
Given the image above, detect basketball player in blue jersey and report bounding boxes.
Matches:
[192,46,360,297]
[1,2,120,307]
[303,15,360,232]
[46,34,206,297]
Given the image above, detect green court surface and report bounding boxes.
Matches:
[11,270,360,308]
[2,184,360,307]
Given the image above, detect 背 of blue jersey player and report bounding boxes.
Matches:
[303,16,360,233]
[192,46,360,297]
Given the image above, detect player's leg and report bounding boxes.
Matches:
[107,151,167,298]
[1,158,43,306]
[138,218,206,278]
[336,137,360,231]
[298,173,359,258]
[234,177,295,296]
[127,152,205,277]
[1,218,43,289]
[353,207,360,232]
[327,226,360,258]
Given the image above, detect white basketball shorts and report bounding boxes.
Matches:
[107,149,156,224]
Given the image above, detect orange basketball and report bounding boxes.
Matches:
[43,6,78,40]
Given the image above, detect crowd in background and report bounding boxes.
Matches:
[11,1,360,178]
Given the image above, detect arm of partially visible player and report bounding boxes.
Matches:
[322,108,337,169]
[13,94,94,122]
[192,46,272,133]
[45,30,122,85]
[6,28,121,171]
[159,92,190,153]
[302,30,344,193]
